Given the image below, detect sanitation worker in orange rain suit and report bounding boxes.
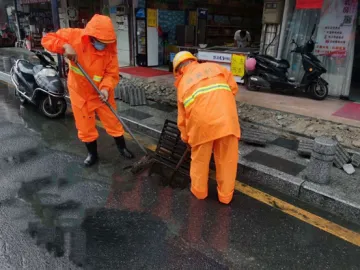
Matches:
[173,51,241,204]
[42,14,134,167]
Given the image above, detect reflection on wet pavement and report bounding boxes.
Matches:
[0,80,360,269]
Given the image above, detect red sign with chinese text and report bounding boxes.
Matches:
[296,0,323,9]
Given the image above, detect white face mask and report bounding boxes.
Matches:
[91,38,107,51]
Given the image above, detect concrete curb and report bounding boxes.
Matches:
[1,70,359,226]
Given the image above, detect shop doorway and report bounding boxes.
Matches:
[349,3,360,101]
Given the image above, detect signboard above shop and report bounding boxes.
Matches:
[21,0,50,4]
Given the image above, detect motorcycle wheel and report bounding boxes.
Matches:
[39,96,67,119]
[310,81,328,100]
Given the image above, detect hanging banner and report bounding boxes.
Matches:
[147,9,157,27]
[315,0,357,58]
[296,0,323,9]
[230,54,246,77]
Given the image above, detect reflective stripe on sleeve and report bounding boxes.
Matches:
[93,75,103,82]
[69,65,102,83]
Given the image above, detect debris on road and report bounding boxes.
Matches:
[343,164,356,175]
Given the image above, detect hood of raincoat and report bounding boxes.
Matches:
[82,14,117,53]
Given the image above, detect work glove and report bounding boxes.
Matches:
[100,89,109,102]
[63,44,77,62]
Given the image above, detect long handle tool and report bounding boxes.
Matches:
[169,147,190,186]
[75,61,147,154]
[75,61,153,173]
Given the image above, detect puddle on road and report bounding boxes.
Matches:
[15,168,231,269]
[24,187,170,268]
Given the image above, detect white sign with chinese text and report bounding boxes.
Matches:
[197,51,232,63]
[315,0,357,58]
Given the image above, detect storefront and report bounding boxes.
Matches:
[20,0,54,49]
[134,0,265,79]
[279,0,359,100]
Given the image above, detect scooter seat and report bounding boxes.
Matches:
[257,55,290,69]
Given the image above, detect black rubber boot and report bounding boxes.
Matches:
[114,136,134,159]
[84,140,98,167]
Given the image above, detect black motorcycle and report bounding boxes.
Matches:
[245,25,328,100]
[10,50,68,118]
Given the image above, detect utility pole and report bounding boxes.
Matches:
[50,0,63,78]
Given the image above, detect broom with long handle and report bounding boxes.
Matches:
[74,61,153,173]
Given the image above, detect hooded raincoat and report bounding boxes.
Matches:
[41,14,123,142]
[176,61,241,204]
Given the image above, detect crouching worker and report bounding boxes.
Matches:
[41,14,134,167]
[173,51,241,204]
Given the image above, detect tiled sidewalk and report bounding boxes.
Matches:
[120,68,360,128]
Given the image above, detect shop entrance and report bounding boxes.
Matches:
[349,2,360,101]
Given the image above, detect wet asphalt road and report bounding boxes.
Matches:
[0,81,360,270]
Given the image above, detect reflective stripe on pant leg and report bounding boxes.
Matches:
[213,135,239,204]
[72,105,98,142]
[190,140,213,200]
[96,103,125,137]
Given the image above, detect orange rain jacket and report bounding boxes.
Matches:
[176,61,241,147]
[41,14,119,112]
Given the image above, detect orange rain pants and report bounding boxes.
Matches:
[41,14,123,142]
[72,99,124,143]
[190,135,239,204]
[175,61,241,204]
